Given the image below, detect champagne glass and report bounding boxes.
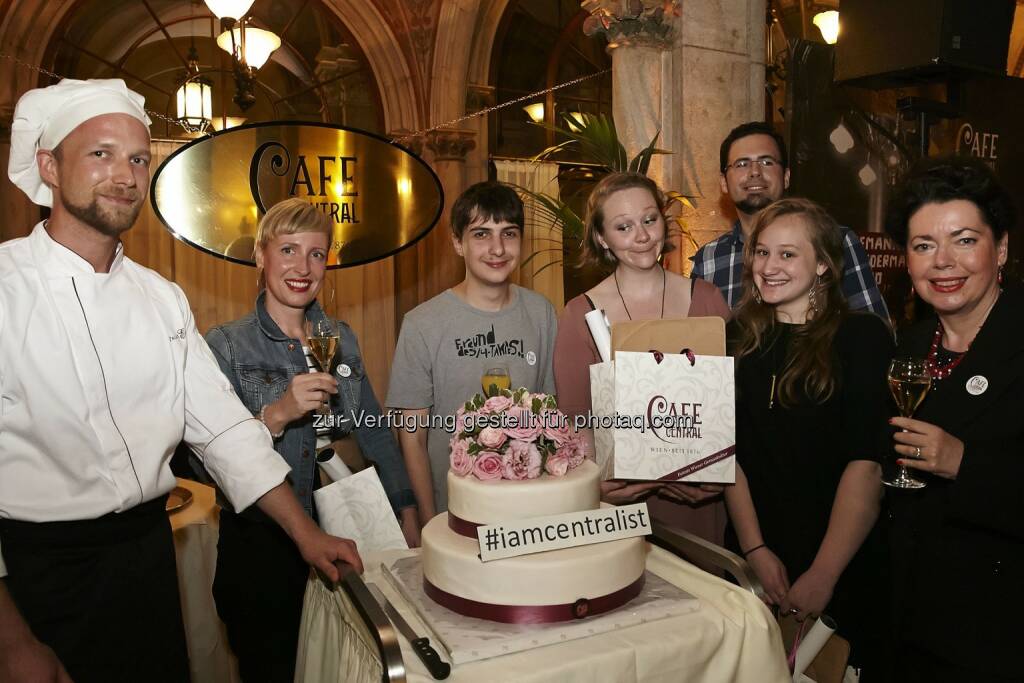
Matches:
[884,357,932,489]
[481,366,511,397]
[306,317,340,416]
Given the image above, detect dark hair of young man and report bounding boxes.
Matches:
[449,181,524,239]
[719,121,789,173]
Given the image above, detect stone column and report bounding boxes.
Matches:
[422,128,476,302]
[463,83,495,187]
[582,0,766,271]
[389,129,427,321]
[672,0,766,255]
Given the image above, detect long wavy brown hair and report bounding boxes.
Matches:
[731,198,847,406]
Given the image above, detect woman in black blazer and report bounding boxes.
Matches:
[885,158,1023,682]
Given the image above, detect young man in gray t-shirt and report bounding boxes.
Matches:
[386,182,557,539]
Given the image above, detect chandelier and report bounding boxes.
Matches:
[204,0,281,111]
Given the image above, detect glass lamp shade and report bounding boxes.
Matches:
[175,78,213,128]
[209,116,248,131]
[523,102,544,123]
[204,0,255,20]
[812,11,840,45]
[217,27,281,69]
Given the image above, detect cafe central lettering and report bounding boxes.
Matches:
[646,396,703,443]
[956,123,999,162]
[153,122,443,268]
[249,141,360,223]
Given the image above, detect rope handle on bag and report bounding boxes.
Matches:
[647,348,696,366]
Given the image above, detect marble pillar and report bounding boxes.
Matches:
[422,128,476,302]
[583,0,767,271]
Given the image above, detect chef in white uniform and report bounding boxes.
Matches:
[0,78,362,683]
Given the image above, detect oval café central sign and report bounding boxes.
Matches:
[151,122,444,268]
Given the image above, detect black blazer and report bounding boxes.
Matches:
[889,287,1024,676]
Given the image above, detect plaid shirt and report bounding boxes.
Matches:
[691,220,890,320]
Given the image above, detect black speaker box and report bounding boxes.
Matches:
[835,0,1016,88]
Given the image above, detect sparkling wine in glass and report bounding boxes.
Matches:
[481,366,511,397]
[306,317,340,416]
[884,357,932,489]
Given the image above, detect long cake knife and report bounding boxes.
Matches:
[368,584,451,680]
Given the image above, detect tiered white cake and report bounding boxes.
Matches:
[420,460,647,623]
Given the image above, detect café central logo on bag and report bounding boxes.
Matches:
[645,395,703,443]
[152,122,442,268]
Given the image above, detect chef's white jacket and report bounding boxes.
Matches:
[0,223,291,576]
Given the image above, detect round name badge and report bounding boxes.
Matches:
[526,351,537,366]
[336,364,352,378]
[965,375,988,396]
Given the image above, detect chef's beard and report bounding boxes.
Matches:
[62,191,142,238]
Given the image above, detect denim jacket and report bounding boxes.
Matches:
[204,292,416,517]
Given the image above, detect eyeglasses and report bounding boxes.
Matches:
[725,157,781,172]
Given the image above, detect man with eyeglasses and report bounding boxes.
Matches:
[691,121,887,318]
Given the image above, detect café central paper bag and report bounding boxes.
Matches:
[590,317,735,483]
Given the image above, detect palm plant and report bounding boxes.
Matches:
[517,111,698,278]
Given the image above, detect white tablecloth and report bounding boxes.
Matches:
[295,545,790,683]
[170,478,240,683]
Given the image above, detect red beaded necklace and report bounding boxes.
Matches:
[925,321,966,381]
[926,291,1001,381]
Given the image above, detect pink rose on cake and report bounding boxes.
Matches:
[503,406,541,442]
[481,395,513,414]
[473,451,504,481]
[450,437,473,476]
[542,410,571,445]
[477,426,507,450]
[503,439,542,480]
[450,387,584,481]
[563,434,587,468]
[544,452,570,477]
[456,406,478,433]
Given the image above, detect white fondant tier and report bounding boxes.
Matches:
[421,510,646,607]
[447,459,601,525]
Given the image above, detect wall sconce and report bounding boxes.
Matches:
[813,11,840,45]
[205,0,280,111]
[175,46,213,133]
[523,102,545,123]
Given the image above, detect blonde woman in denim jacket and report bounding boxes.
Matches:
[203,198,416,682]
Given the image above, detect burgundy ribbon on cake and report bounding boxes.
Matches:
[657,444,735,481]
[423,574,645,624]
[447,513,482,539]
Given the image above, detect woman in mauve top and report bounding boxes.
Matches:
[553,172,730,545]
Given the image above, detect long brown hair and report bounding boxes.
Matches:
[731,198,847,406]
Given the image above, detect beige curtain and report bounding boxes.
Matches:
[493,159,564,314]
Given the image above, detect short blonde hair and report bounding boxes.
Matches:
[256,198,331,253]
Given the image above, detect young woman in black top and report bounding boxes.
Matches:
[724,198,892,679]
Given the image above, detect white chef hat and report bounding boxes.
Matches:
[8,78,151,207]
